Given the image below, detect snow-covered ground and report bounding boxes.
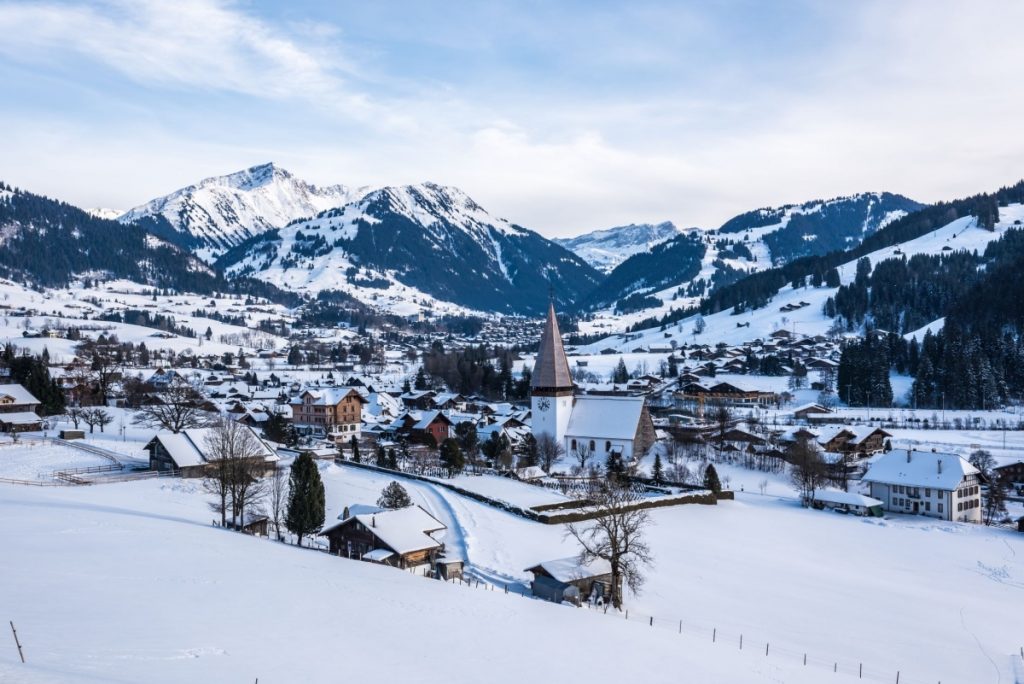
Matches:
[0,439,112,481]
[2,479,871,684]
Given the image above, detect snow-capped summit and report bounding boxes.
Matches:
[85,207,124,221]
[555,221,681,272]
[219,181,599,315]
[120,163,370,258]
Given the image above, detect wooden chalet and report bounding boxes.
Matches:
[320,505,447,569]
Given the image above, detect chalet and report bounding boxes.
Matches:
[320,505,447,569]
[0,383,42,432]
[525,556,614,605]
[994,460,1024,486]
[676,380,777,407]
[145,426,279,477]
[399,390,437,410]
[815,425,890,457]
[290,387,367,441]
[792,403,833,421]
[862,450,983,523]
[412,410,453,445]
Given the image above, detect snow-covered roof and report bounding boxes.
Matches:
[322,505,445,555]
[363,548,395,562]
[293,387,365,406]
[0,411,43,425]
[149,427,277,468]
[813,489,883,507]
[564,395,645,441]
[0,384,40,405]
[862,450,978,490]
[525,556,612,583]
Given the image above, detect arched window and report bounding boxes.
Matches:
[589,440,595,452]
[571,439,577,452]
[605,441,612,452]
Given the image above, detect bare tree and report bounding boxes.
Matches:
[268,464,289,541]
[788,439,827,504]
[203,420,270,530]
[536,432,565,473]
[133,377,214,433]
[81,407,113,434]
[571,442,593,473]
[712,402,732,445]
[566,483,653,610]
[66,407,84,430]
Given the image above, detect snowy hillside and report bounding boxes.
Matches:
[584,192,921,321]
[121,163,369,259]
[554,221,681,272]
[581,204,1024,354]
[219,183,601,316]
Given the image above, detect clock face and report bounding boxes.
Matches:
[537,398,551,411]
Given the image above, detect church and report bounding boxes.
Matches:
[531,302,656,463]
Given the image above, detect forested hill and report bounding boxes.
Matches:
[694,184,1011,321]
[0,182,300,305]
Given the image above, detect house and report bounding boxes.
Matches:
[675,380,777,408]
[319,505,447,569]
[861,450,983,523]
[525,556,614,605]
[411,410,453,445]
[792,403,832,421]
[290,387,367,441]
[994,460,1024,486]
[0,383,42,432]
[144,426,279,477]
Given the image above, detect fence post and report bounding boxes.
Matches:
[9,621,24,663]
[625,610,628,620]
[895,672,899,684]
[713,628,716,643]
[803,654,806,666]
[859,663,862,678]
[765,642,769,656]
[678,620,682,634]
[649,616,653,627]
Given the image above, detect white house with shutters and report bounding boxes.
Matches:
[861,449,982,523]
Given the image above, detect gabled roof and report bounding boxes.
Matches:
[147,427,277,468]
[292,387,366,406]
[321,505,446,555]
[525,556,612,582]
[0,383,40,405]
[531,302,573,390]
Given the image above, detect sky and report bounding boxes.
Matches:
[1,0,1023,238]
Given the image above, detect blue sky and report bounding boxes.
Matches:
[1,0,1023,237]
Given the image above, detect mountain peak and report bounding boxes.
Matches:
[554,221,682,273]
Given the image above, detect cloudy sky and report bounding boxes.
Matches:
[1,0,1022,237]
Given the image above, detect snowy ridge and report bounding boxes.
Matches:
[221,182,598,315]
[580,203,1024,354]
[120,163,371,258]
[555,221,681,272]
[84,207,123,220]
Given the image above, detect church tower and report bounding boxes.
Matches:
[531,301,574,446]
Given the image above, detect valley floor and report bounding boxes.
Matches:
[2,454,1021,683]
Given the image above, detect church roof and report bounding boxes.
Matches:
[531,302,573,390]
[564,395,646,441]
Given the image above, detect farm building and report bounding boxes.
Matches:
[320,505,447,570]
[144,426,279,477]
[525,556,614,605]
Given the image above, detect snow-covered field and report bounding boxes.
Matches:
[2,480,868,684]
[0,440,112,482]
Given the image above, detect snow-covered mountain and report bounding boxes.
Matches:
[218,182,601,315]
[120,163,368,258]
[554,221,681,272]
[584,192,922,316]
[85,207,123,220]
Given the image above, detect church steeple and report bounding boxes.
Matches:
[531,301,573,394]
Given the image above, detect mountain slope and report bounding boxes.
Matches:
[0,181,299,304]
[120,163,367,257]
[554,221,681,272]
[218,183,601,315]
[583,192,921,316]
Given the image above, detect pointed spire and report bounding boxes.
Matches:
[532,301,573,391]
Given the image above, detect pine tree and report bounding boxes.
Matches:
[439,438,465,475]
[285,453,325,547]
[605,450,626,483]
[375,444,388,467]
[703,463,721,494]
[377,481,412,509]
[651,453,664,485]
[350,436,361,463]
[612,358,629,384]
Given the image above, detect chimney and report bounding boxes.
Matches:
[372,515,376,528]
[907,450,912,463]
